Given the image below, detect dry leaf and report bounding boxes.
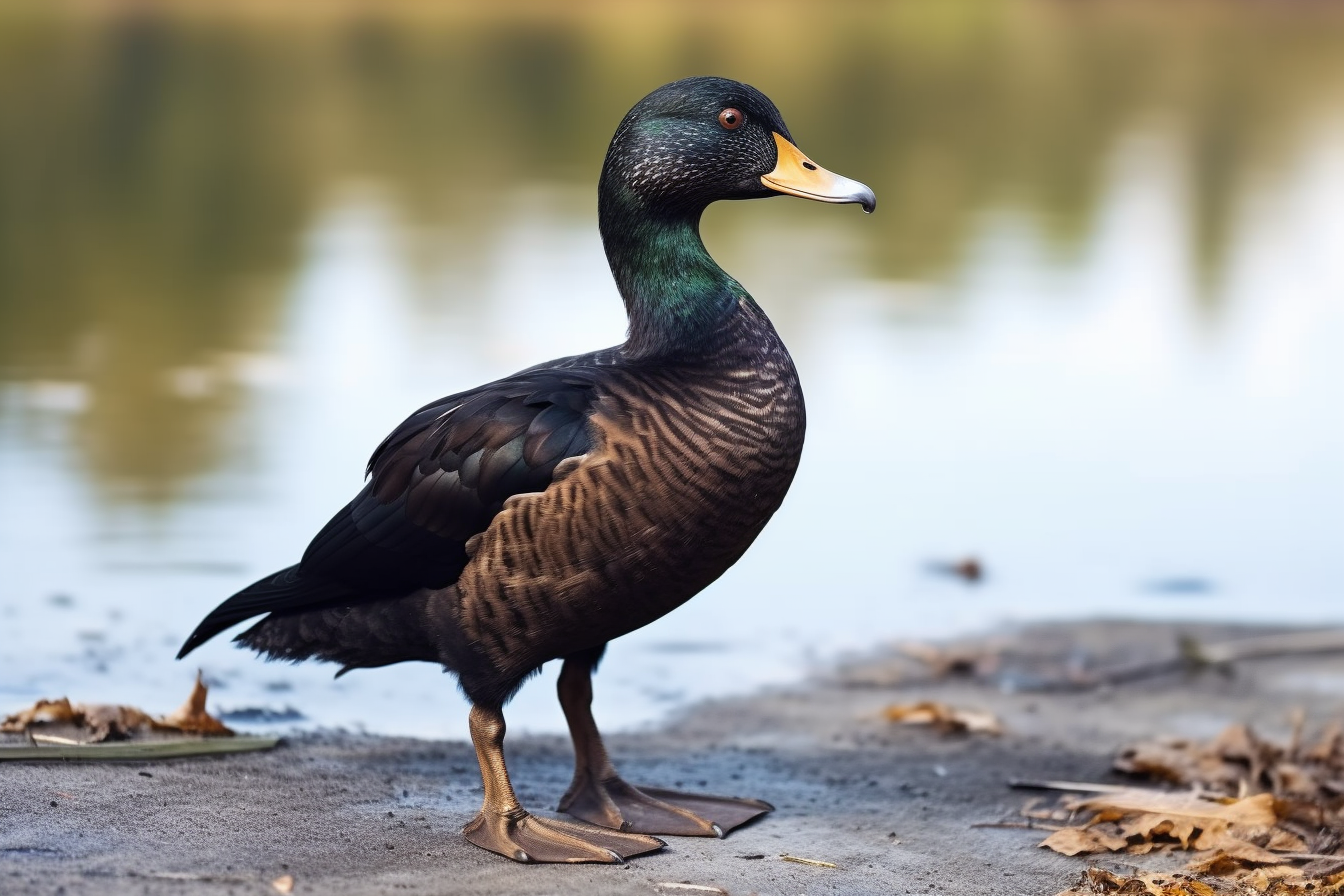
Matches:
[2,697,156,742]
[882,701,1002,735]
[1110,720,1344,874]
[1075,790,1277,830]
[271,874,295,895]
[1039,827,1129,855]
[1,675,234,743]
[155,672,234,737]
[1188,837,1285,867]
[1266,829,1309,853]
[1055,867,1221,895]
[1041,718,1344,895]
[1,698,79,732]
[1037,789,1281,865]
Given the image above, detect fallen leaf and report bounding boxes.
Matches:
[1075,790,1277,830]
[156,672,234,737]
[0,697,78,731]
[2,697,155,743]
[1054,867,1221,895]
[1,675,234,743]
[271,874,295,895]
[1038,827,1129,855]
[882,701,1002,735]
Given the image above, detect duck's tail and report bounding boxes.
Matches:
[176,565,361,660]
[231,588,443,675]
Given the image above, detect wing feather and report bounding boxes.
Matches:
[176,360,606,659]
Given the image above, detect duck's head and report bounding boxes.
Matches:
[600,76,875,219]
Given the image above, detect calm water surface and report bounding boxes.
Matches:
[1,4,1342,738]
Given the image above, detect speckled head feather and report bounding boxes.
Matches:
[601,76,795,215]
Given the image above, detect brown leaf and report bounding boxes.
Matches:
[1039,827,1129,855]
[154,672,233,736]
[1054,867,1222,895]
[1122,812,1199,847]
[1188,835,1285,867]
[1,697,156,743]
[1116,738,1248,792]
[1266,829,1309,853]
[80,704,156,742]
[1075,790,1278,830]
[1305,723,1343,764]
[2,675,234,742]
[0,697,78,732]
[882,701,1002,735]
[1270,764,1318,798]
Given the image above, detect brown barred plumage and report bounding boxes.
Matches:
[448,299,804,700]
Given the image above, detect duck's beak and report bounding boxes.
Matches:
[761,133,876,214]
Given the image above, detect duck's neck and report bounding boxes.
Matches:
[600,191,744,361]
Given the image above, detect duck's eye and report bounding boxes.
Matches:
[718,108,744,131]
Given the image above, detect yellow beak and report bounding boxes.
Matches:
[761,132,876,213]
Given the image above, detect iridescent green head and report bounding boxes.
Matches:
[600,76,875,218]
[599,77,875,358]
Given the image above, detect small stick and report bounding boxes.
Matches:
[1200,630,1344,665]
[970,821,1066,832]
[30,734,83,746]
[781,854,837,868]
[1017,629,1344,693]
[1007,779,1133,793]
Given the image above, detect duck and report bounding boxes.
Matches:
[178,76,874,864]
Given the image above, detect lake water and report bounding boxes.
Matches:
[1,3,1342,739]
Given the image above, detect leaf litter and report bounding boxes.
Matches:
[1,672,233,742]
[1024,716,1344,895]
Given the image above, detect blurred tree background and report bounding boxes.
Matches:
[1,0,1342,496]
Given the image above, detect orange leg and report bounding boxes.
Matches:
[556,651,772,837]
[461,703,664,863]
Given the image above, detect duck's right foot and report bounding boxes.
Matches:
[462,808,665,864]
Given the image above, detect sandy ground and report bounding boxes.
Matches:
[5,620,1344,896]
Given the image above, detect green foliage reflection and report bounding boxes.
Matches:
[1,1,1341,501]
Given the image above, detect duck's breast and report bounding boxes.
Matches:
[453,333,804,677]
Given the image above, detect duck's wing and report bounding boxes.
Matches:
[176,362,603,658]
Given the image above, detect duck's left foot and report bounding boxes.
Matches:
[558,774,772,837]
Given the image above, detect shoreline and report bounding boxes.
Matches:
[5,619,1343,895]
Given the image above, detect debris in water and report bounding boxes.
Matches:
[925,556,984,583]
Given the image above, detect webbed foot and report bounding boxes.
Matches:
[559,774,773,837]
[463,807,665,863]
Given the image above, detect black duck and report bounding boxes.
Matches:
[179,76,874,864]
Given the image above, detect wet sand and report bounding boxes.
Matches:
[4,620,1342,896]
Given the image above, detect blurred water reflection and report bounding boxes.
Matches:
[1,2,1342,738]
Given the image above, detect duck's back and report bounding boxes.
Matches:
[450,298,804,689]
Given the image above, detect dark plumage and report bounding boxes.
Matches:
[179,76,873,864]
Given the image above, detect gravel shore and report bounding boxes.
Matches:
[5,620,1341,896]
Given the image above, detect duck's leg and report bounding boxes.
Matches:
[461,703,665,863]
[556,647,772,837]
